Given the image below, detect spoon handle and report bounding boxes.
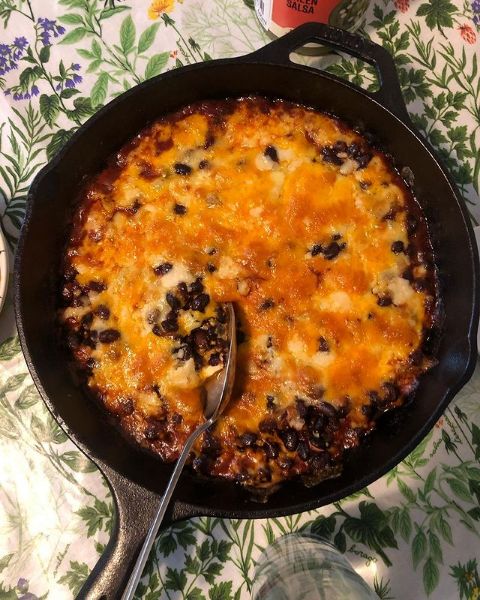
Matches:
[121,417,215,600]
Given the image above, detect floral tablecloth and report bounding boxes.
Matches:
[0,0,479,598]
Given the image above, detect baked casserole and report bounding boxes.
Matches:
[59,97,440,489]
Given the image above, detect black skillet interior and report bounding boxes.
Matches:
[15,23,479,599]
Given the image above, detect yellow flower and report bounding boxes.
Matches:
[148,0,175,19]
[470,587,480,600]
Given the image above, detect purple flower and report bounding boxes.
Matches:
[23,91,31,99]
[55,82,62,90]
[13,37,28,50]
[0,43,11,57]
[31,85,39,96]
[40,32,51,46]
[19,594,39,600]
[72,73,82,84]
[473,0,480,24]
[13,92,23,100]
[72,63,81,71]
[37,17,65,45]
[4,88,11,95]
[65,78,74,88]
[11,37,28,60]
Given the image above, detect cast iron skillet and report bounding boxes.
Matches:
[14,23,479,600]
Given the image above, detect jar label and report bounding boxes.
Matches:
[255,0,368,37]
[255,0,273,30]
[272,0,342,28]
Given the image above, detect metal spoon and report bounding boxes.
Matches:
[121,303,237,600]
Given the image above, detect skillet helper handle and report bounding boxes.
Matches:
[247,22,411,124]
[77,464,173,600]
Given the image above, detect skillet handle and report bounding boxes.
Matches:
[76,463,184,600]
[247,22,411,124]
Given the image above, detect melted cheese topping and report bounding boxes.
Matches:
[60,97,438,489]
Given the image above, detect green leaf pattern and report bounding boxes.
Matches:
[0,0,479,598]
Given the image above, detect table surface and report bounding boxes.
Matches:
[1,1,480,598]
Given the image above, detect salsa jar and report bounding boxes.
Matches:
[255,0,369,49]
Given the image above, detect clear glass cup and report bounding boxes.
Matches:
[252,533,377,600]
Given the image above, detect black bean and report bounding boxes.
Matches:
[239,432,257,447]
[318,336,330,352]
[347,142,360,157]
[209,352,221,366]
[145,423,159,441]
[81,312,93,327]
[260,298,275,310]
[377,294,393,307]
[207,263,216,272]
[204,134,215,149]
[152,324,162,336]
[413,278,427,292]
[161,317,178,333]
[391,241,405,254]
[317,402,337,418]
[154,262,173,276]
[95,305,110,320]
[402,266,414,282]
[311,244,323,256]
[66,332,80,350]
[263,440,280,459]
[64,266,78,282]
[323,241,345,261]
[382,206,398,221]
[321,146,343,165]
[312,415,325,434]
[356,153,372,169]
[190,278,204,294]
[191,293,210,312]
[172,413,183,425]
[333,140,348,153]
[266,395,276,410]
[296,398,307,418]
[202,434,221,457]
[264,145,279,162]
[99,329,120,344]
[193,328,209,349]
[174,163,192,176]
[166,292,181,310]
[332,233,342,241]
[281,428,299,452]
[88,280,106,293]
[174,203,187,215]
[198,159,209,170]
[297,441,310,461]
